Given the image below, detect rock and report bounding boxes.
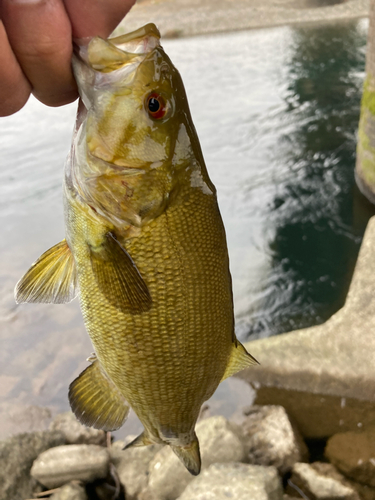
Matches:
[0,430,65,500]
[345,480,375,500]
[325,425,375,487]
[242,405,308,474]
[142,416,247,500]
[237,217,375,439]
[286,462,359,500]
[0,403,53,440]
[50,481,88,500]
[110,440,163,500]
[50,412,106,446]
[177,462,283,500]
[31,444,109,488]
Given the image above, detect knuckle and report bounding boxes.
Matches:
[21,36,70,62]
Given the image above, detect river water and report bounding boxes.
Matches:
[0,19,373,438]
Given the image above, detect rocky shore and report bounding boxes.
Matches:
[2,409,375,500]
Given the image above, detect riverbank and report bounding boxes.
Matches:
[117,0,370,38]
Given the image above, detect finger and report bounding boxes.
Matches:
[1,0,78,107]
[0,20,31,116]
[63,0,136,39]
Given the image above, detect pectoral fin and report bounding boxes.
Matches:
[15,239,78,304]
[221,341,259,382]
[89,232,152,314]
[69,360,130,431]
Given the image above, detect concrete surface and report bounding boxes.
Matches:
[117,0,370,38]
[238,216,375,438]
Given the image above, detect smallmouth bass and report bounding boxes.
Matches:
[15,23,258,475]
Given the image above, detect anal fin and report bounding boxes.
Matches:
[123,431,154,449]
[69,360,129,431]
[15,239,77,304]
[221,340,259,382]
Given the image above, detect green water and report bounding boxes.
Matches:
[243,21,375,338]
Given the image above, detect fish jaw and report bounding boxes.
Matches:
[72,23,161,110]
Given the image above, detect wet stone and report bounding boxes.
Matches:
[50,481,88,500]
[286,462,360,500]
[31,444,110,489]
[242,405,309,474]
[325,425,375,487]
[50,412,106,446]
[0,430,65,500]
[142,416,247,500]
[177,462,283,500]
[110,440,163,500]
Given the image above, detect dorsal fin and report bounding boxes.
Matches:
[89,232,152,314]
[69,360,130,432]
[221,341,259,382]
[15,239,78,304]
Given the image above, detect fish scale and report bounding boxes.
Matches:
[15,23,258,475]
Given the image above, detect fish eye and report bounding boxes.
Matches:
[146,92,167,120]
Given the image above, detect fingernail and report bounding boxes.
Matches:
[9,0,44,4]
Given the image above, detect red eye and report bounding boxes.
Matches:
[146,93,167,120]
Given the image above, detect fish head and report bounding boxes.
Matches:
[72,23,196,172]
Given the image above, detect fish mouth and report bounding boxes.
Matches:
[73,23,161,74]
[72,23,161,107]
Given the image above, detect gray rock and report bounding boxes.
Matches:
[31,444,109,488]
[238,216,375,439]
[50,412,106,446]
[287,462,359,500]
[142,416,247,500]
[0,430,65,500]
[0,403,53,440]
[325,425,375,487]
[177,462,283,500]
[110,440,163,500]
[242,405,308,474]
[50,481,88,500]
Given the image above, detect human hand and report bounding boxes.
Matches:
[0,0,136,116]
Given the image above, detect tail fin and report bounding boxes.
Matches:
[171,435,201,476]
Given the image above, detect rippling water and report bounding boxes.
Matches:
[0,19,373,437]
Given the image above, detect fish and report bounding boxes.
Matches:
[15,23,258,475]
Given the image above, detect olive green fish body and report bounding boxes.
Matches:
[65,174,233,440]
[15,24,257,474]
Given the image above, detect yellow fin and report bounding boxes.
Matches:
[171,436,201,476]
[221,341,259,381]
[89,232,152,314]
[69,360,129,432]
[15,240,77,304]
[123,432,153,449]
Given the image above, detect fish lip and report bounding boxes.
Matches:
[72,24,161,73]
